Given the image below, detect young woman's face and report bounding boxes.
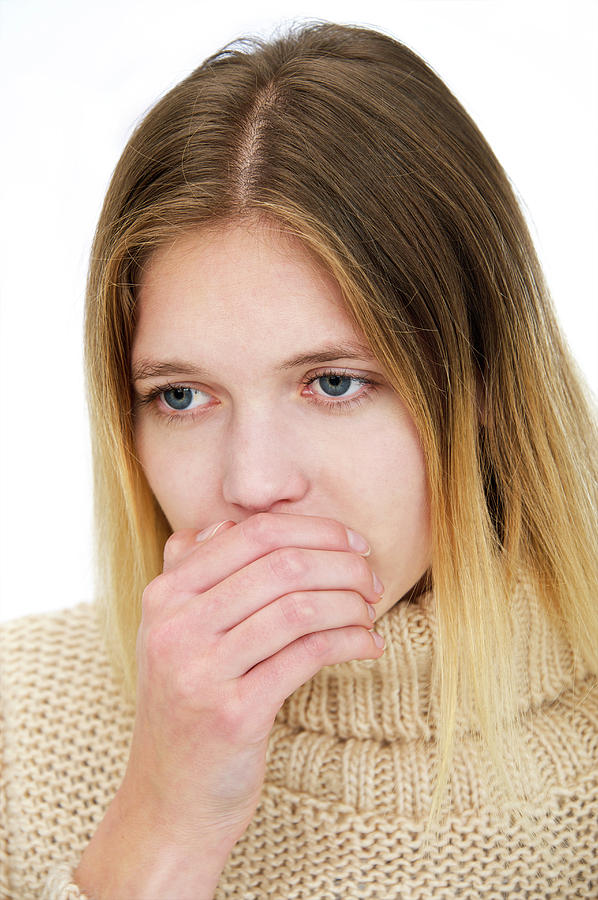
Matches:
[132,221,431,616]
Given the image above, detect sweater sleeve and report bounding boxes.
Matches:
[41,866,90,900]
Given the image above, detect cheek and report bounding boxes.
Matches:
[134,423,219,529]
[369,438,430,529]
[360,416,431,573]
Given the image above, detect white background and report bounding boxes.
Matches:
[1,0,596,623]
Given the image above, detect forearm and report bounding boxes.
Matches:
[73,787,235,900]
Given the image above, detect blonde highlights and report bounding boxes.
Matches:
[84,20,598,826]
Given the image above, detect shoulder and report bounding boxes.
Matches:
[0,603,134,894]
[1,600,102,661]
[0,600,133,739]
[0,602,116,706]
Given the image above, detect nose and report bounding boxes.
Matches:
[220,405,310,513]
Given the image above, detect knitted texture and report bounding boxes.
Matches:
[0,586,597,899]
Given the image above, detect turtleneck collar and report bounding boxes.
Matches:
[265,580,594,819]
[274,579,585,744]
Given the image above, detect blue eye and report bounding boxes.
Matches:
[163,387,194,410]
[317,374,353,397]
[159,386,211,413]
[307,372,371,403]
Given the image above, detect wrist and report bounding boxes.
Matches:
[73,784,236,900]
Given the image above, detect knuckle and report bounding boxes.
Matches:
[163,530,185,566]
[268,547,308,583]
[300,629,332,658]
[279,592,315,627]
[213,694,248,742]
[242,513,277,549]
[163,528,195,571]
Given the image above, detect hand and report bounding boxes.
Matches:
[126,512,385,848]
[74,513,385,899]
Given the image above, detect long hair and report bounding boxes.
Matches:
[84,20,598,825]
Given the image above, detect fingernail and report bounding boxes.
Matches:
[373,571,384,595]
[195,520,231,543]
[372,631,385,650]
[346,528,370,556]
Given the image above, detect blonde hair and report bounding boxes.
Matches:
[84,20,598,825]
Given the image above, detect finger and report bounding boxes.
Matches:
[195,546,381,634]
[217,590,377,677]
[163,521,236,573]
[164,512,375,597]
[239,623,385,718]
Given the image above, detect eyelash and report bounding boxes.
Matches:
[133,369,380,427]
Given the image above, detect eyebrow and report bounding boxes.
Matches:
[131,341,376,383]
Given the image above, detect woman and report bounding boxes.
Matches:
[1,20,596,899]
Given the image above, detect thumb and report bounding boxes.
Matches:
[195,520,236,544]
[163,520,236,572]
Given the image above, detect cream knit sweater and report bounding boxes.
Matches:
[1,584,597,899]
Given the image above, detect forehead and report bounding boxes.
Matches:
[134,222,368,352]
